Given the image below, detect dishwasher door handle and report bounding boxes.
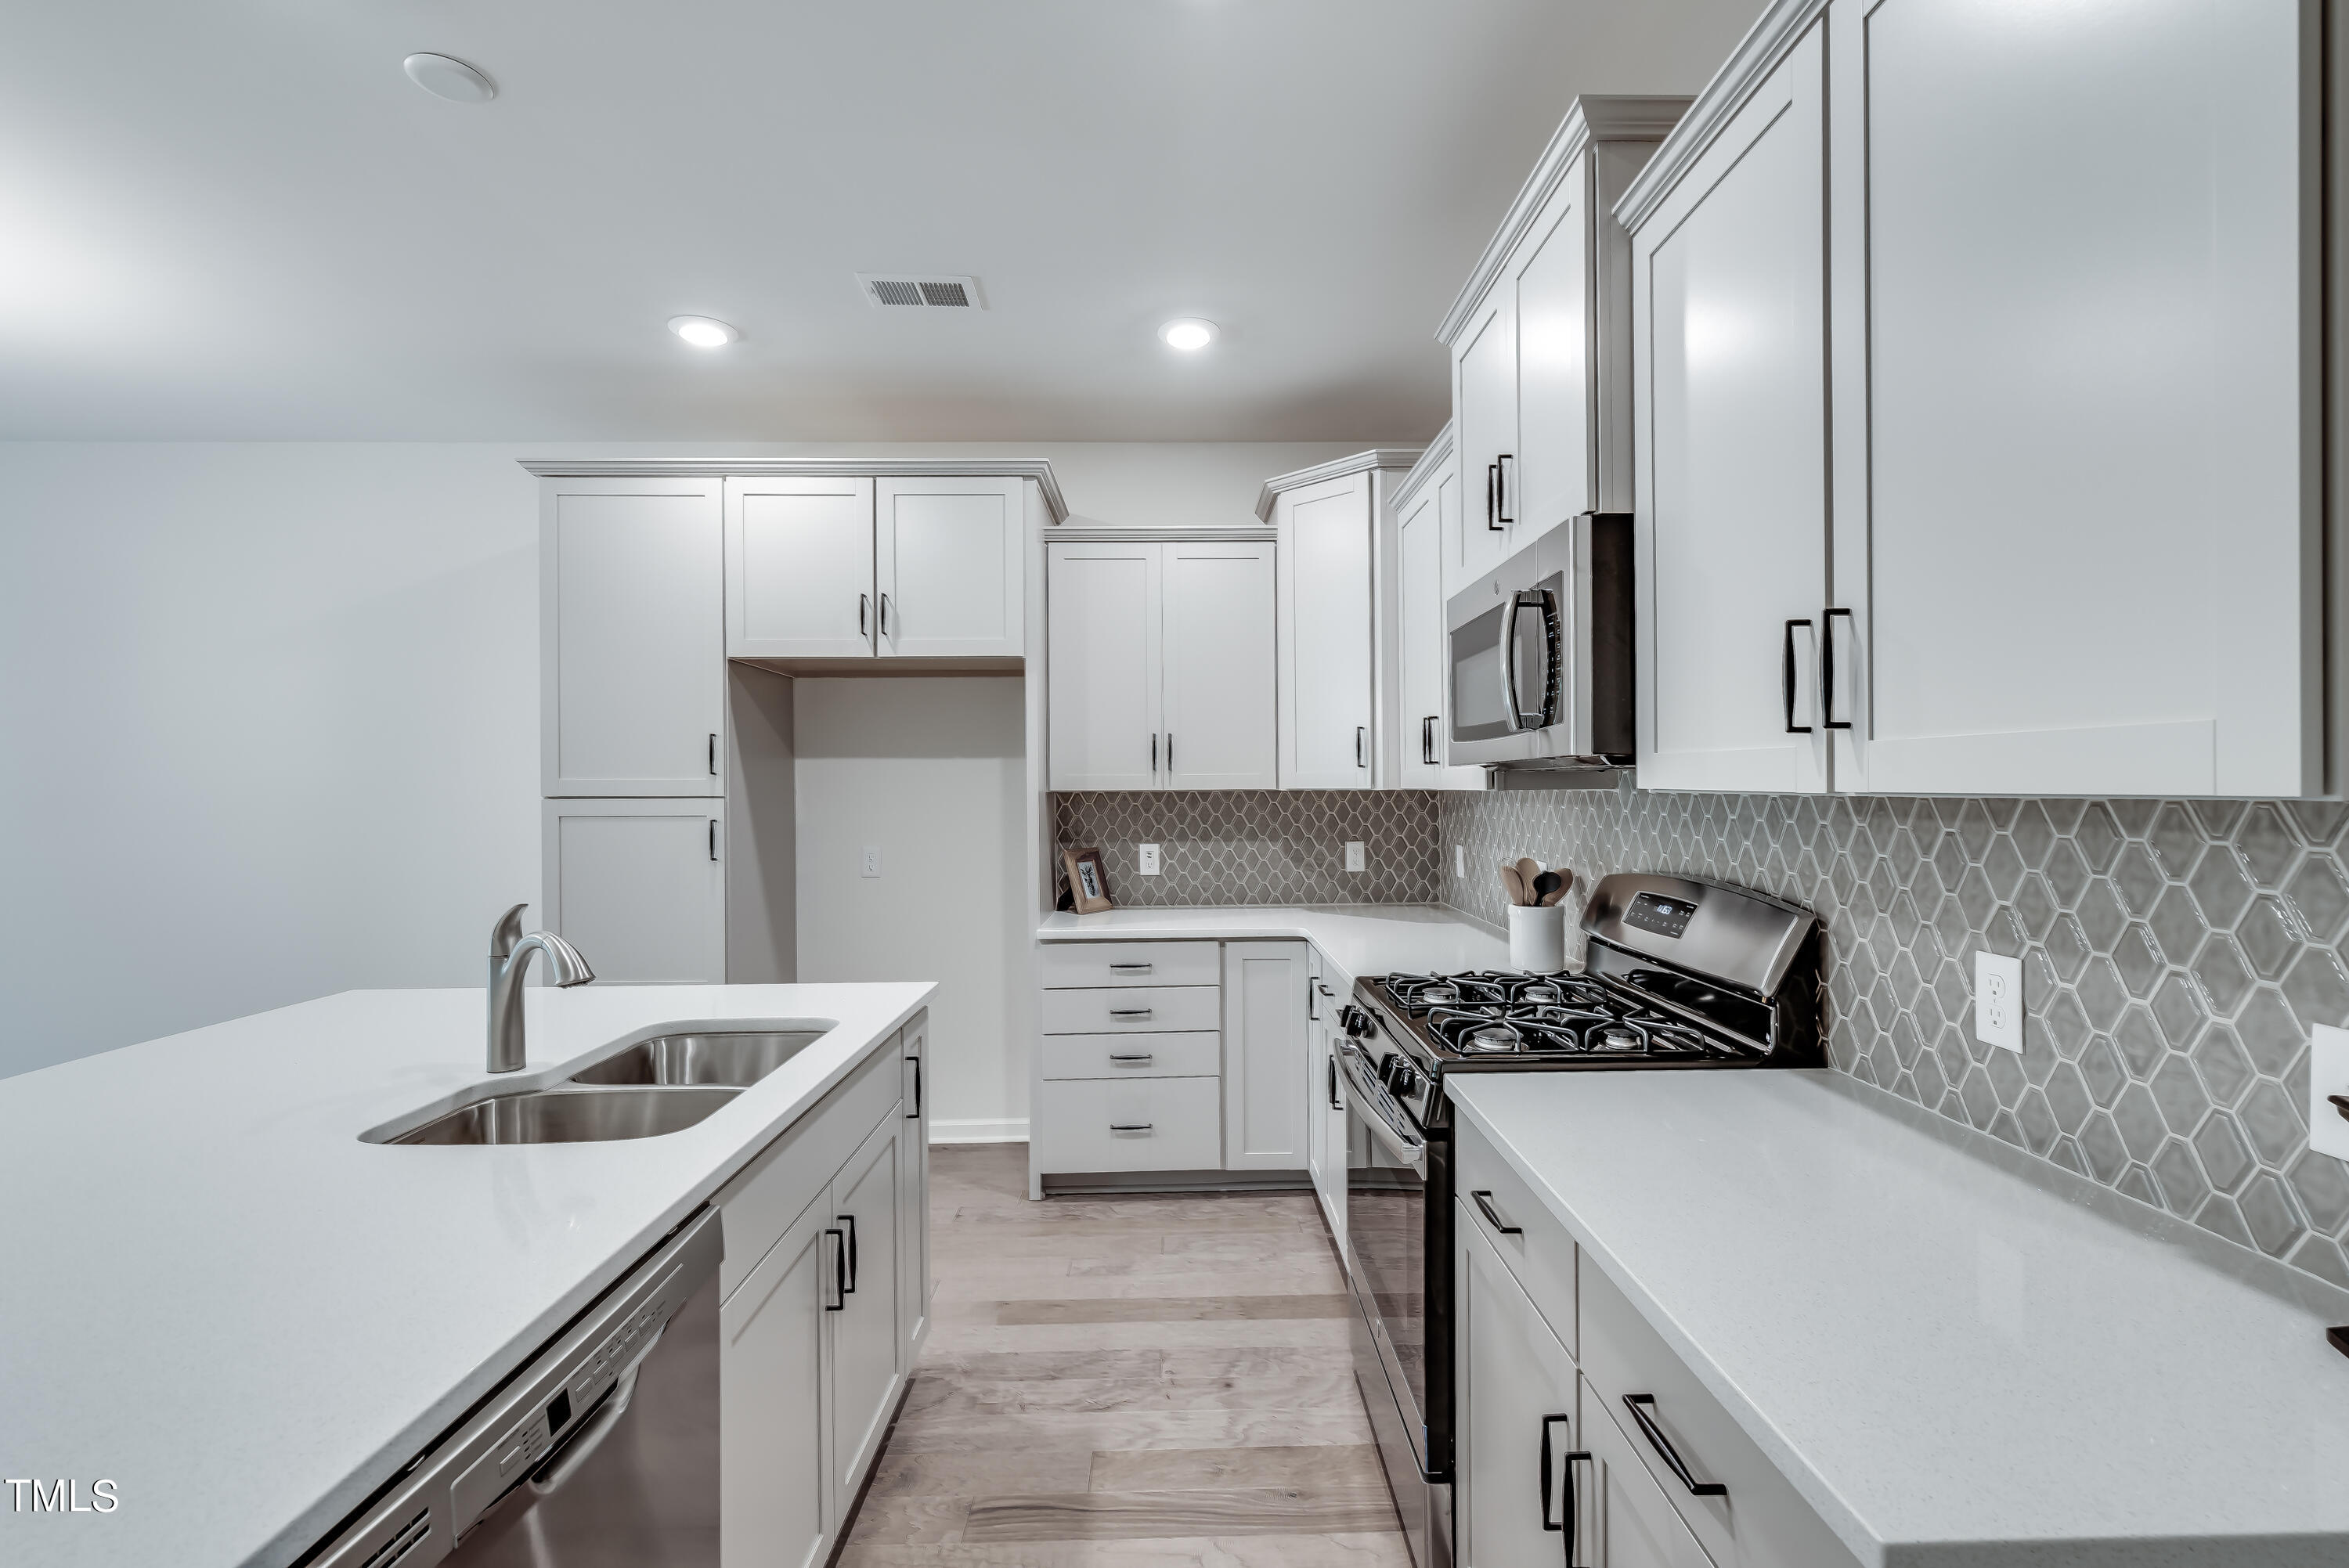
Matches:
[527,1319,666,1497]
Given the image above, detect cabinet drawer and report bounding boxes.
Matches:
[1034,1077,1221,1173]
[1456,1116,1578,1361]
[1041,985,1220,1035]
[1040,941,1221,989]
[1041,1032,1221,1080]
[714,1037,900,1303]
[1580,1260,1858,1568]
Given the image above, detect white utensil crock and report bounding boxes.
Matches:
[1508,903,1567,972]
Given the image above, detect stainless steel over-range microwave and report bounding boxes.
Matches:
[1445,513,1633,767]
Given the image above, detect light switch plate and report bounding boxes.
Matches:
[860,845,882,879]
[1137,843,1161,876]
[2311,1024,2349,1162]
[1344,842,1366,874]
[1974,950,2022,1052]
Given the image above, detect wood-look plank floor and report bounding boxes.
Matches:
[840,1144,1408,1568]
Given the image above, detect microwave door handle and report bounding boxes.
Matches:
[1498,593,1524,731]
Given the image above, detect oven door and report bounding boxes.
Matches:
[1340,1046,1434,1467]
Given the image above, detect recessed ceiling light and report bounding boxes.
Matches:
[1159,318,1217,352]
[668,315,740,348]
[402,53,496,103]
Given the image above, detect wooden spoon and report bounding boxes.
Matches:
[1515,858,1540,899]
[1500,863,1527,906]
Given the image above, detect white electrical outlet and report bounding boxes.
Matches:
[1454,845,1466,878]
[2311,1024,2349,1162]
[860,845,882,879]
[1344,841,1367,874]
[1974,950,2022,1052]
[1138,843,1161,876]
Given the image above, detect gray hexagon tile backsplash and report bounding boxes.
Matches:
[1052,791,1439,907]
[1437,789,2349,1289]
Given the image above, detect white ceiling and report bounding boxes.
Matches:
[0,1,1768,441]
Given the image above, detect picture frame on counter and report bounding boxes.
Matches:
[1062,847,1113,914]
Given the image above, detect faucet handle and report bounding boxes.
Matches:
[489,903,529,960]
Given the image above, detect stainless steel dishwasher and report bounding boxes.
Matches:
[306,1208,721,1568]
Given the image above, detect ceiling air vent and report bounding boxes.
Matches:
[857,274,986,310]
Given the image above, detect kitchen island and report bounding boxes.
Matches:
[0,981,933,1568]
[1447,1068,2349,1567]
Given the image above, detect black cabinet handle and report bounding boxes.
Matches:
[824,1229,847,1310]
[880,593,893,638]
[1487,463,1503,532]
[1109,1122,1153,1133]
[839,1214,858,1294]
[1108,1007,1153,1018]
[1782,619,1815,735]
[1356,726,1368,768]
[859,593,869,637]
[708,733,718,776]
[1151,733,1157,773]
[1470,1189,1522,1235]
[1622,1394,1727,1497]
[1496,453,1514,525]
[1821,607,1855,730]
[709,819,718,862]
[1329,1054,1343,1110]
[1165,733,1174,773]
[907,1054,922,1119]
[1422,715,1438,765]
[1109,1051,1153,1063]
[1540,1414,1589,1564]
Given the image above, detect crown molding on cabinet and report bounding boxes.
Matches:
[1252,448,1427,521]
[1613,0,1831,235]
[1433,95,1692,347]
[1046,528,1273,542]
[1387,421,1455,515]
[517,457,1068,523]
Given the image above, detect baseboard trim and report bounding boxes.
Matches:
[929,1118,1030,1144]
[1041,1168,1312,1196]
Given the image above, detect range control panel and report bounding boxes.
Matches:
[1622,890,1698,940]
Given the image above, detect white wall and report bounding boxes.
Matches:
[790,678,1031,1141]
[0,438,1365,1080]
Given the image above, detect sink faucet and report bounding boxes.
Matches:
[487,903,594,1073]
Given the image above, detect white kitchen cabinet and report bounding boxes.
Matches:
[540,477,724,797]
[876,475,1024,659]
[1045,539,1276,791]
[1437,99,1682,600]
[1584,1390,1714,1568]
[720,1188,834,1568]
[727,475,876,659]
[1046,540,1160,789]
[1034,1076,1224,1173]
[828,1111,903,1512]
[897,1011,929,1367]
[1221,941,1308,1171]
[541,798,725,984]
[1393,435,1485,789]
[1823,0,2318,796]
[1456,1204,1586,1568]
[1163,538,1279,788]
[1622,25,1830,795]
[1276,471,1377,789]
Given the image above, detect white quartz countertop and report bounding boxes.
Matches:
[1037,903,1510,980]
[0,981,933,1568]
[1445,1070,2349,1566]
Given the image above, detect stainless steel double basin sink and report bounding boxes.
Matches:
[375,1029,832,1146]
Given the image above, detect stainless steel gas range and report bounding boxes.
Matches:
[1333,873,1823,1568]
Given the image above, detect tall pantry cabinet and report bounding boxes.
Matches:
[1622,0,2329,798]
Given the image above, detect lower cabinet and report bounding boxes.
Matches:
[1304,966,1348,1249]
[716,1037,922,1568]
[1583,1390,1715,1568]
[541,798,726,982]
[1454,1201,1585,1568]
[1034,1076,1223,1172]
[898,1011,930,1365]
[1222,941,1309,1170]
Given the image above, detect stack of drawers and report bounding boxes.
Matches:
[1035,941,1223,1173]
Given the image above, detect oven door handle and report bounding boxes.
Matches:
[1337,1046,1424,1165]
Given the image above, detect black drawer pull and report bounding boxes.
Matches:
[1108,1052,1153,1063]
[1540,1414,1589,1563]
[1108,1007,1153,1018]
[1471,1189,1523,1235]
[1109,1122,1153,1133]
[824,1229,847,1310]
[1107,961,1153,972]
[1622,1394,1727,1498]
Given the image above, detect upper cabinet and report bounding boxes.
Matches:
[1824,0,2319,797]
[1261,451,1422,789]
[1392,431,1485,789]
[1621,27,1829,796]
[1438,98,1687,600]
[541,476,726,797]
[1619,0,2327,798]
[1045,537,1277,791]
[727,473,1031,665]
